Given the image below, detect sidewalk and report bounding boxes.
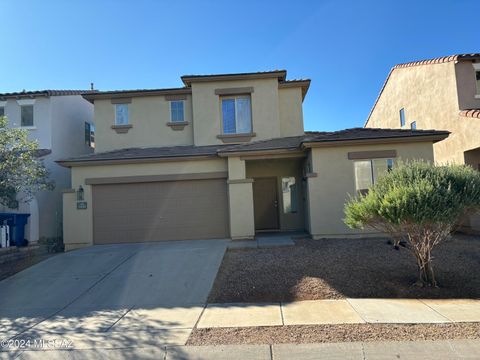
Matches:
[3,298,479,357]
[10,339,480,359]
[197,298,480,328]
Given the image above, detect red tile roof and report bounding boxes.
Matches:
[365,53,480,126]
[394,54,480,69]
[460,109,480,119]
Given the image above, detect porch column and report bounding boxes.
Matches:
[227,157,255,240]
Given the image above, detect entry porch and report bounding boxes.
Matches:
[225,153,309,240]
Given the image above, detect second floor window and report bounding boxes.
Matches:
[85,122,95,148]
[354,158,394,194]
[411,121,417,130]
[21,105,34,127]
[221,95,252,134]
[399,108,406,127]
[115,104,129,125]
[170,101,184,122]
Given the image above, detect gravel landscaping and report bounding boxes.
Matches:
[188,323,480,345]
[208,234,480,303]
[0,252,55,282]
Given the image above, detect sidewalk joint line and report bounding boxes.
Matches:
[279,302,285,326]
[418,299,454,322]
[13,350,25,360]
[361,342,366,360]
[193,303,208,329]
[104,304,135,332]
[345,298,368,323]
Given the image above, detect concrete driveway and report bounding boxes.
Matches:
[0,239,228,355]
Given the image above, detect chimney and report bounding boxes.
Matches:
[90,82,94,91]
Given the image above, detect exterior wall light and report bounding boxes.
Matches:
[76,185,84,201]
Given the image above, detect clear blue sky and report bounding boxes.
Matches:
[1,0,478,131]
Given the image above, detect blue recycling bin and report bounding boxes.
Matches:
[0,213,30,247]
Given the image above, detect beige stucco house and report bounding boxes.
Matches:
[365,53,480,232]
[59,70,448,250]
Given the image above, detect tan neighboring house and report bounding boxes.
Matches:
[58,70,448,251]
[365,53,480,232]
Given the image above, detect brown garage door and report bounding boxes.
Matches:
[92,179,229,244]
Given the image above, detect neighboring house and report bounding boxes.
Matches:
[0,90,94,243]
[365,53,480,232]
[58,71,448,251]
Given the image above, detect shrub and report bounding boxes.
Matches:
[344,161,480,287]
[38,236,64,253]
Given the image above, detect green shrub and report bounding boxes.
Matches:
[344,161,480,286]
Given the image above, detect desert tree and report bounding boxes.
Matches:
[344,161,480,287]
[0,116,54,208]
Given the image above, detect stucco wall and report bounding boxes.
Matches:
[366,61,480,165]
[226,157,255,240]
[2,97,52,149]
[307,142,435,238]
[94,95,194,152]
[192,78,281,146]
[278,87,304,137]
[35,95,94,239]
[91,78,305,150]
[64,158,227,249]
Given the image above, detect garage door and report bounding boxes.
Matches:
[92,179,229,244]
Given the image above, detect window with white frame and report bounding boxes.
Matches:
[21,105,34,127]
[354,158,394,194]
[221,95,252,134]
[399,108,406,127]
[170,101,184,122]
[114,104,129,125]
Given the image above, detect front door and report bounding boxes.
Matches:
[253,177,279,230]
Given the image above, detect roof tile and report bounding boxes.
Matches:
[0,90,94,99]
[460,109,480,119]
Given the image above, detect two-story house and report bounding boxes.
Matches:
[0,90,94,244]
[58,71,448,250]
[365,53,480,233]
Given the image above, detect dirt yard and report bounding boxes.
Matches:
[208,235,480,303]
